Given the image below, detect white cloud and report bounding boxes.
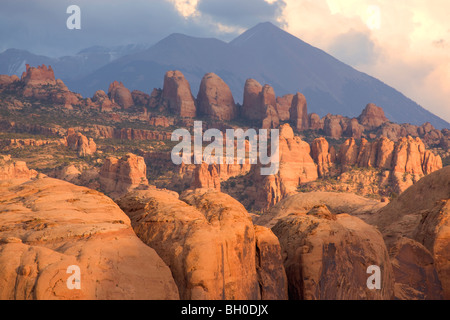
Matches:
[166,0,199,18]
[279,0,450,123]
[365,5,381,30]
[165,0,283,40]
[215,22,246,34]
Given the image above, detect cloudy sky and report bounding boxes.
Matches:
[0,0,449,123]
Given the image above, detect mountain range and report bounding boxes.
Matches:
[1,22,448,129]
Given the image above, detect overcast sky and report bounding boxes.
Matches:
[0,0,449,123]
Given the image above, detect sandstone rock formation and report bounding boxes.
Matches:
[112,128,172,141]
[242,78,263,121]
[0,155,38,180]
[76,124,171,141]
[417,122,443,146]
[391,136,427,175]
[215,162,252,180]
[262,104,280,129]
[308,104,388,139]
[149,116,173,127]
[308,113,323,130]
[377,122,408,141]
[390,238,443,300]
[260,85,280,129]
[375,121,446,147]
[0,120,64,137]
[189,161,252,194]
[369,166,450,298]
[131,90,151,107]
[241,79,280,128]
[0,74,19,86]
[275,94,293,121]
[191,162,221,191]
[271,206,394,300]
[108,81,133,109]
[17,64,82,109]
[54,164,82,182]
[162,70,196,118]
[390,136,442,192]
[337,136,442,193]
[99,153,148,198]
[440,129,450,149]
[299,170,392,202]
[21,64,56,86]
[309,104,445,147]
[253,225,289,300]
[65,128,97,157]
[310,138,335,177]
[289,93,308,131]
[147,88,162,109]
[250,124,318,210]
[49,164,100,191]
[117,188,288,300]
[323,115,343,139]
[256,191,386,228]
[0,172,179,300]
[91,90,114,111]
[413,199,450,299]
[0,138,56,149]
[352,137,396,169]
[358,103,389,130]
[277,123,318,186]
[201,130,441,211]
[300,134,444,207]
[338,137,359,169]
[233,122,439,211]
[376,137,396,169]
[345,118,364,140]
[197,73,237,121]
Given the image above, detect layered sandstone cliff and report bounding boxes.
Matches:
[99,153,149,198]
[162,70,196,118]
[65,128,97,157]
[117,188,288,300]
[0,161,179,300]
[368,166,450,299]
[108,81,133,110]
[197,73,237,121]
